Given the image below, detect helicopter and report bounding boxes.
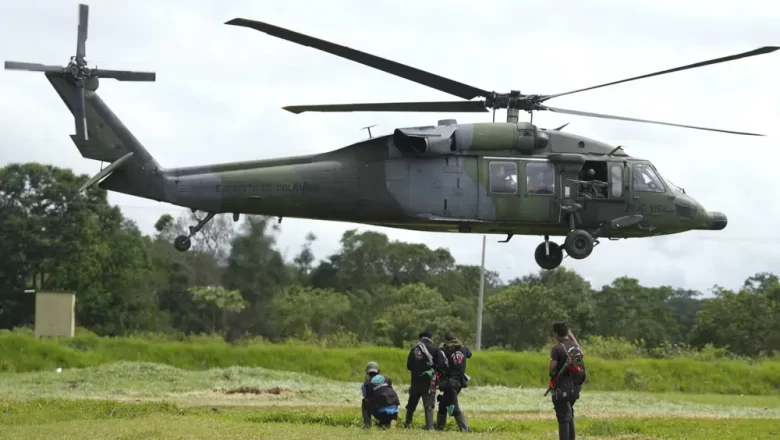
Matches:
[4,4,777,270]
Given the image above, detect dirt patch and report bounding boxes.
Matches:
[224,386,293,396]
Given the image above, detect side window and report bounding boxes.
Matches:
[632,163,665,193]
[526,162,555,195]
[489,161,518,194]
[610,164,623,198]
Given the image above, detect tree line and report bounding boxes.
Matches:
[1,163,779,357]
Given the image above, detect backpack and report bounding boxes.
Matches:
[561,341,587,385]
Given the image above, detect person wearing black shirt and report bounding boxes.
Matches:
[404,330,446,430]
[549,322,585,440]
[361,361,401,429]
[436,331,471,432]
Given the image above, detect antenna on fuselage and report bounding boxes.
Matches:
[361,124,377,138]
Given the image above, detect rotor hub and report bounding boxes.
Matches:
[3,4,156,142]
[67,57,91,84]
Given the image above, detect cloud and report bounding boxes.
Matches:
[1,0,778,294]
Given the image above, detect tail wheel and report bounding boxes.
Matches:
[174,235,192,252]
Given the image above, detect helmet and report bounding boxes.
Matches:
[365,361,379,374]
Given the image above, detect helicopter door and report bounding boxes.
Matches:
[574,160,629,225]
[521,159,558,223]
[578,160,627,202]
[478,158,523,222]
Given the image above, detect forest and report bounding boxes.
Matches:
[2,162,779,358]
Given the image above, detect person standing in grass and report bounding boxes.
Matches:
[404,330,446,430]
[548,322,587,440]
[436,331,472,432]
[361,361,401,429]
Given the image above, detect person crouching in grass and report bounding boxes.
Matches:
[361,361,401,429]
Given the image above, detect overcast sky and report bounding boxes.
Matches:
[1,0,778,294]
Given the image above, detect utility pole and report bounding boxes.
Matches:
[476,235,486,350]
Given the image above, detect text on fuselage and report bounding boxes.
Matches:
[215,182,321,193]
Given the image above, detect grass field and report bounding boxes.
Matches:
[4,332,780,395]
[2,332,779,439]
[2,361,780,439]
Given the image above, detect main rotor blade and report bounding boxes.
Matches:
[542,46,779,101]
[283,100,488,114]
[542,105,765,136]
[4,61,63,72]
[95,69,156,81]
[77,4,89,61]
[225,18,491,100]
[73,86,87,141]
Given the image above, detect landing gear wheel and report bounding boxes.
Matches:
[564,229,594,260]
[170,212,217,252]
[534,241,563,270]
[174,235,192,252]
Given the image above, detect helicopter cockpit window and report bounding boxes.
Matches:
[659,173,684,193]
[526,162,555,195]
[632,163,665,193]
[489,161,518,194]
[610,164,623,198]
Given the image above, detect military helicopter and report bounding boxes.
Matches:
[4,5,777,270]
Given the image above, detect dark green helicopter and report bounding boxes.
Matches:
[5,4,777,269]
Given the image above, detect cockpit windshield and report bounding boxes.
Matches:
[631,163,665,193]
[659,173,685,194]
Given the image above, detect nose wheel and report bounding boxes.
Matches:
[173,211,216,252]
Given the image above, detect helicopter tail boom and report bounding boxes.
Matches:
[45,72,169,202]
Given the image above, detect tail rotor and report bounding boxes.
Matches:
[4,3,156,141]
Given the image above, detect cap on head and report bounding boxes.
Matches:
[419,330,432,339]
[444,331,456,341]
[365,361,379,374]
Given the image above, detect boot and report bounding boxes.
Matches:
[361,406,371,429]
[435,412,447,430]
[424,406,434,430]
[454,412,469,432]
[403,409,414,428]
[558,422,571,440]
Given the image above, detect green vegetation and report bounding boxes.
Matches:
[2,162,780,361]
[3,333,780,395]
[3,360,780,418]
[3,161,780,438]
[1,398,779,439]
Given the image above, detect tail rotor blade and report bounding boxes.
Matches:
[4,61,64,72]
[73,86,88,141]
[76,4,89,61]
[94,69,156,81]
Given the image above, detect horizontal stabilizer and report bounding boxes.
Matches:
[68,132,130,163]
[79,152,134,192]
